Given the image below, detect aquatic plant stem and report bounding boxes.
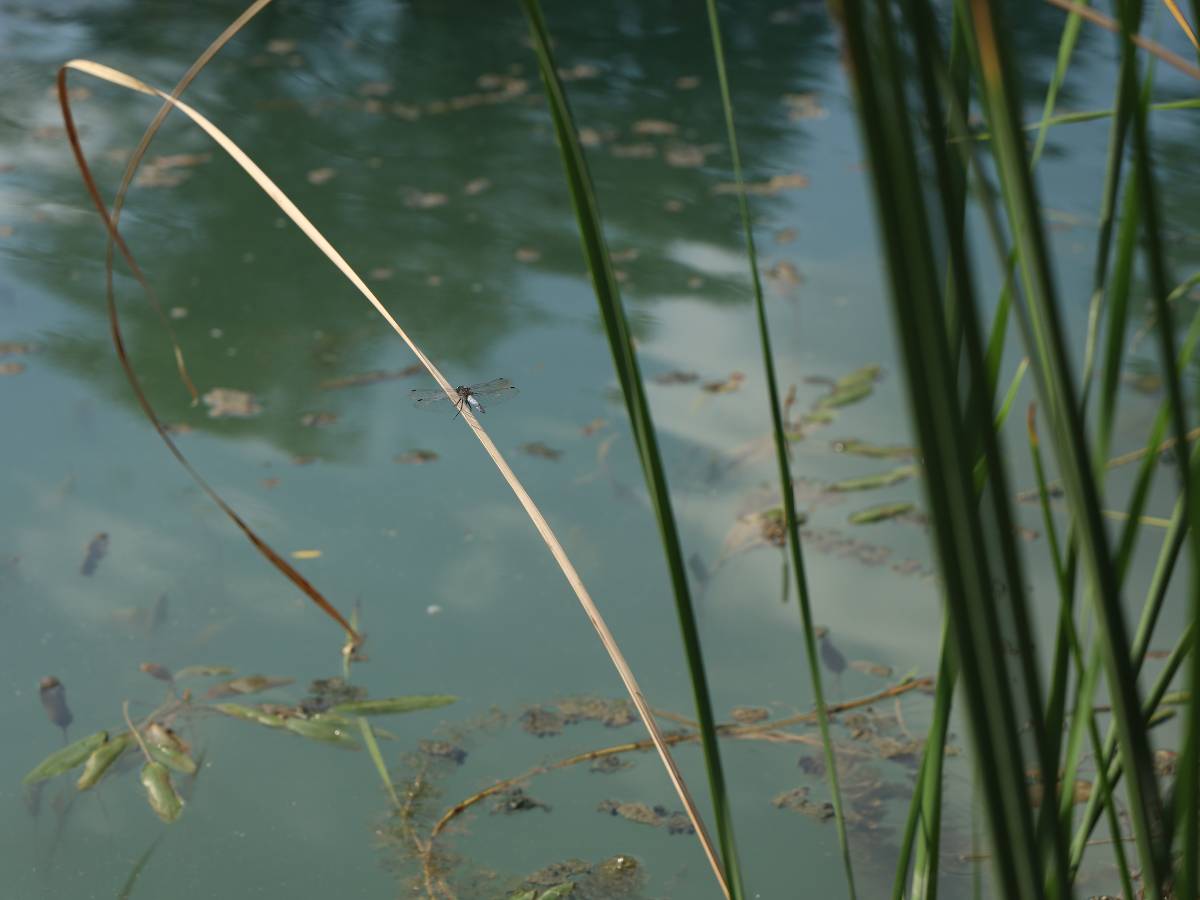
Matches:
[428,677,932,840]
[57,51,727,900]
[703,2,856,896]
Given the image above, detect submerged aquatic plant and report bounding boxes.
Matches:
[21,664,454,825]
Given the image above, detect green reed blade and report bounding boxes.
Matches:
[702,2,855,894]
[519,2,742,895]
[841,0,1052,893]
[358,717,400,810]
[961,1,1169,891]
[1119,7,1200,889]
[908,623,958,900]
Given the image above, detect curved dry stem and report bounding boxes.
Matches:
[1045,0,1200,80]
[103,0,279,404]
[56,56,723,886]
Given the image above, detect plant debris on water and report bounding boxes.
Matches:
[492,787,551,814]
[848,502,915,525]
[730,706,770,724]
[520,441,563,460]
[652,370,698,385]
[395,449,439,464]
[80,532,108,576]
[701,371,745,393]
[597,800,694,834]
[201,387,262,419]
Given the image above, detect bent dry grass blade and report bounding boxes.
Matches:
[56,42,726,899]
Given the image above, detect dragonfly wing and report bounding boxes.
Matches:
[469,378,519,405]
[410,388,453,409]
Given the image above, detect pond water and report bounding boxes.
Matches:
[2,1,1197,898]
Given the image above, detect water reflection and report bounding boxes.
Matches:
[3,0,1133,465]
[3,2,1197,897]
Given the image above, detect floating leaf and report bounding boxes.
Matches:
[290,550,322,560]
[23,731,108,784]
[212,703,287,728]
[713,173,809,195]
[76,732,134,790]
[138,662,174,683]
[144,738,196,775]
[765,260,802,287]
[702,371,745,394]
[174,665,235,680]
[801,410,836,426]
[848,502,914,525]
[140,761,183,823]
[306,167,335,186]
[283,715,359,748]
[329,695,457,717]
[849,660,893,678]
[831,439,916,459]
[521,442,563,460]
[827,465,917,493]
[202,388,262,419]
[205,675,294,700]
[394,450,439,464]
[730,707,770,724]
[819,381,872,409]
[653,370,699,385]
[540,886,576,899]
[835,365,881,390]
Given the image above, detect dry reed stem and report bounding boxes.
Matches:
[57,56,726,896]
[1016,423,1200,501]
[1046,0,1200,80]
[57,67,362,646]
[1161,0,1200,50]
[103,0,279,403]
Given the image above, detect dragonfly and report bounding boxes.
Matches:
[410,378,519,418]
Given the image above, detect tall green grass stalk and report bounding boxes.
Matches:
[519,2,742,895]
[701,2,856,896]
[960,1,1168,891]
[1116,1,1200,888]
[838,1,1062,893]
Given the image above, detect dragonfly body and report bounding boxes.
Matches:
[411,378,518,416]
[460,386,485,416]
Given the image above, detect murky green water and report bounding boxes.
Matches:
[2,1,1197,897]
